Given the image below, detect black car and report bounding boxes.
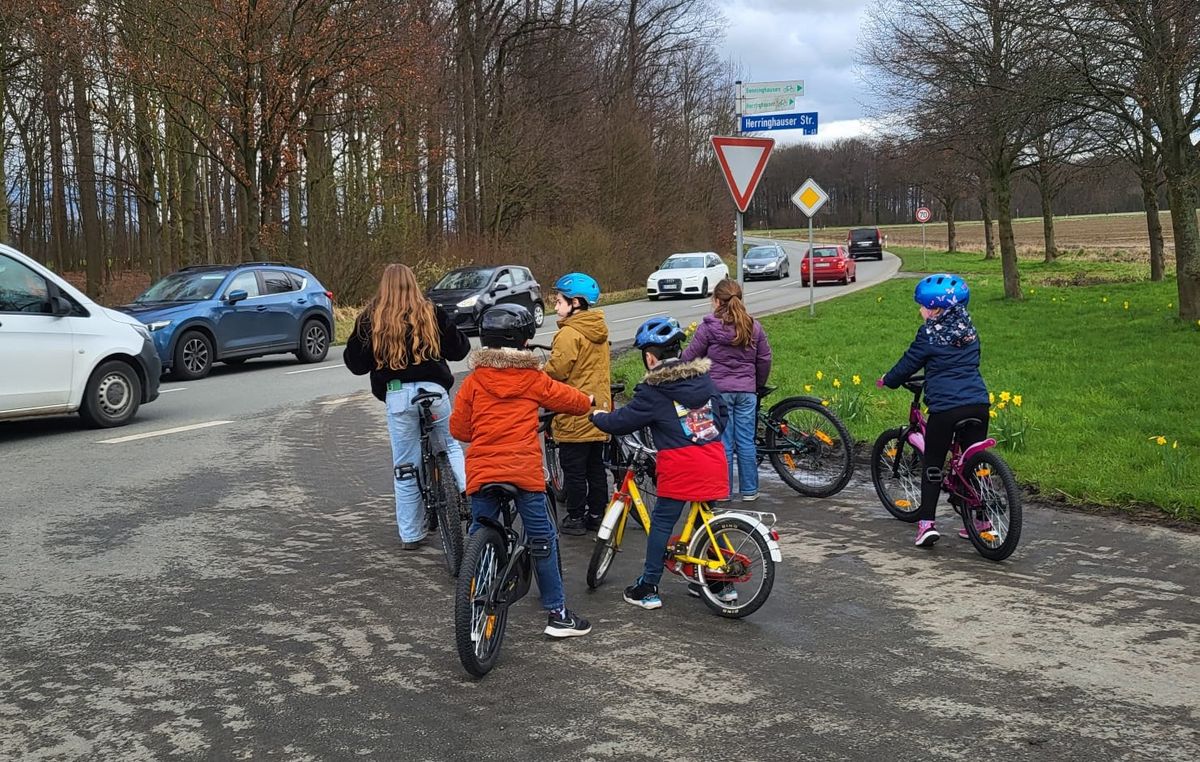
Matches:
[743,244,790,280]
[427,265,544,332]
[846,227,884,260]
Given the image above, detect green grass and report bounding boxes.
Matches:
[613,255,1200,518]
[888,246,1169,284]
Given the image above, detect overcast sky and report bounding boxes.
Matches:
[716,0,876,144]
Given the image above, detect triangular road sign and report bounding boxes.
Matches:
[711,136,775,212]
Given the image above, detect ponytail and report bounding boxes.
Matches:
[712,278,755,348]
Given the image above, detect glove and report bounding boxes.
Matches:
[876,377,885,389]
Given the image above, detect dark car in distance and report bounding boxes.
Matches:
[847,227,884,260]
[426,265,545,332]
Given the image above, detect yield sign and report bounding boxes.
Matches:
[711,136,775,212]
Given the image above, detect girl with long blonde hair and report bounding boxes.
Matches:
[681,278,772,501]
[344,264,471,548]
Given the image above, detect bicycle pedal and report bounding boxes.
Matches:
[394,463,418,481]
[979,531,998,542]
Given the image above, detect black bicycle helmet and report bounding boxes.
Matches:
[479,303,536,348]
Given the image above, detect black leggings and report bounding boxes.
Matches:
[558,441,609,520]
[920,404,990,522]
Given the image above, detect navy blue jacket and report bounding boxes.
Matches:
[591,358,730,500]
[883,324,989,413]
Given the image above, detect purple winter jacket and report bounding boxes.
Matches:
[681,314,772,394]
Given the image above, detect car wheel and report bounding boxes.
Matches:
[296,319,330,363]
[648,294,659,301]
[701,278,709,297]
[531,301,545,327]
[173,330,213,380]
[79,360,142,428]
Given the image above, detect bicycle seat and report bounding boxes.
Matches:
[479,483,520,499]
[611,382,626,395]
[902,377,926,394]
[757,385,776,398]
[538,411,555,433]
[954,417,983,431]
[413,390,442,406]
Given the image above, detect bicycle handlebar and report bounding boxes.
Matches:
[528,342,551,351]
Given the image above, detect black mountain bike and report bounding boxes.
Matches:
[454,482,555,677]
[394,390,468,575]
[754,385,855,498]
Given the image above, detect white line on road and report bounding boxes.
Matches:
[99,420,233,444]
[284,363,344,375]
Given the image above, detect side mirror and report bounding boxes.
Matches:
[51,296,72,316]
[225,289,248,305]
[492,283,510,294]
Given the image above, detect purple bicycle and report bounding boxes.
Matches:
[870,376,1022,561]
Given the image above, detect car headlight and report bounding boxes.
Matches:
[147,320,172,332]
[132,323,152,341]
[457,295,478,308]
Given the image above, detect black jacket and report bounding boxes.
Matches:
[343,305,470,400]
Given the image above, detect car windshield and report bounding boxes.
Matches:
[660,256,705,270]
[746,248,778,260]
[850,229,876,241]
[812,247,840,258]
[433,268,494,290]
[135,271,227,303]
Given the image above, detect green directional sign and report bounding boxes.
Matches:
[742,80,805,98]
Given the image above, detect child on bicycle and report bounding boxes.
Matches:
[878,274,990,548]
[543,272,612,536]
[589,317,731,610]
[449,303,594,638]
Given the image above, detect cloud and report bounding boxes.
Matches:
[717,0,873,140]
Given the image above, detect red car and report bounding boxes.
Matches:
[800,245,858,286]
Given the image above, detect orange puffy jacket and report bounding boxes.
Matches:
[450,347,592,495]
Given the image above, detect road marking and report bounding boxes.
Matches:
[319,395,367,406]
[158,387,187,394]
[284,363,344,375]
[99,420,233,444]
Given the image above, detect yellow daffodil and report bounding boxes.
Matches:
[821,399,830,407]
[988,392,995,404]
[1000,391,1011,403]
[1173,440,1179,449]
[833,378,842,388]
[1102,296,1108,303]
[852,375,861,385]
[1151,435,1167,446]
[816,370,824,381]
[989,410,997,419]
[1013,395,1022,407]
[997,401,1007,410]
[1124,301,1130,310]
[803,384,813,393]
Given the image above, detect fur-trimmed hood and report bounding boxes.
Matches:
[644,357,712,386]
[468,346,543,370]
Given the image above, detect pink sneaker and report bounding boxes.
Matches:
[958,518,993,539]
[915,520,940,547]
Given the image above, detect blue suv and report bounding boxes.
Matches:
[120,263,334,380]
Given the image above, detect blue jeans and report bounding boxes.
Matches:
[386,382,466,543]
[470,489,565,612]
[642,497,687,586]
[722,392,759,497]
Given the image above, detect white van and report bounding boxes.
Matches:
[0,244,161,427]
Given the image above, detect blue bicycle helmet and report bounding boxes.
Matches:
[553,272,601,306]
[634,316,685,349]
[914,273,970,309]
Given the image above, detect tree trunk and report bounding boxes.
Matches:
[992,164,1022,299]
[132,87,160,276]
[940,195,958,253]
[45,69,69,272]
[1164,174,1200,320]
[70,64,104,297]
[980,192,996,260]
[1038,172,1057,262]
[0,49,9,244]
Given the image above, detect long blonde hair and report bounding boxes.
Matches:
[365,264,441,369]
[713,278,755,348]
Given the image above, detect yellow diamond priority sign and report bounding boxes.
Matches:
[791,178,828,218]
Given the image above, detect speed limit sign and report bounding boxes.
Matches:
[915,206,932,223]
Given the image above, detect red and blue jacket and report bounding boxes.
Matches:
[591,358,730,501]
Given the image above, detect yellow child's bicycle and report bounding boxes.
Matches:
[586,431,782,618]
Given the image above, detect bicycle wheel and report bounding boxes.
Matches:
[694,517,775,619]
[454,527,510,677]
[544,439,566,502]
[764,397,854,497]
[432,454,465,576]
[870,428,923,523]
[961,450,1023,562]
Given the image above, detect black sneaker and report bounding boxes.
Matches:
[623,578,662,610]
[585,515,603,532]
[545,608,592,638]
[561,516,587,536]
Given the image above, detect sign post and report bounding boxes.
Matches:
[791,178,830,316]
[711,135,775,283]
[915,206,932,269]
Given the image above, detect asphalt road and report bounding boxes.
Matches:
[2,244,1196,760]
